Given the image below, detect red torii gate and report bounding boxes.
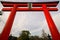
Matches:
[0,1,60,40]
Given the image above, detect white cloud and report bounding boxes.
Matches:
[0,0,60,2]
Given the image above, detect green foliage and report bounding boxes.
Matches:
[17,30,30,40]
[16,30,52,40]
[0,11,2,15]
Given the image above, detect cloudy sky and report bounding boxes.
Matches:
[0,0,60,37]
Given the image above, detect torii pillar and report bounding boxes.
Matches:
[0,1,60,40]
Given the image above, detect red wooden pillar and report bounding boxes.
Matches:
[0,4,17,40]
[42,4,60,40]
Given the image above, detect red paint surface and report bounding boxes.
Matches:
[2,1,58,7]
[0,1,60,40]
[42,4,60,40]
[2,7,58,11]
[0,4,17,40]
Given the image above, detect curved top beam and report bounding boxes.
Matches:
[1,1,59,7]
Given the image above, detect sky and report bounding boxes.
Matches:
[0,0,60,37]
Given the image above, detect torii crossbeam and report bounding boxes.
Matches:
[0,1,60,40]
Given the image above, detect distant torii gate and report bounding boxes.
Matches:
[0,1,60,40]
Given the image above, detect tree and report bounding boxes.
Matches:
[41,29,48,40]
[8,35,17,40]
[17,30,30,40]
[0,11,3,15]
[47,34,52,40]
[0,11,3,22]
[29,36,43,40]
